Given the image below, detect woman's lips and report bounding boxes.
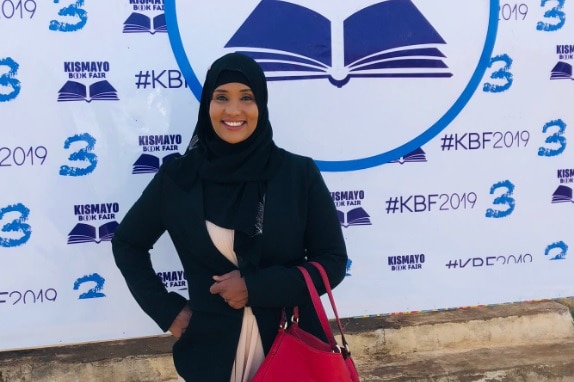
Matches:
[223,121,245,130]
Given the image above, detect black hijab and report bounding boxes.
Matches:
[186,53,282,271]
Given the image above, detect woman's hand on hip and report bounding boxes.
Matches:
[169,305,192,339]
[210,270,248,309]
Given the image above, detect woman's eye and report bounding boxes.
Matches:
[241,95,254,101]
[214,95,227,101]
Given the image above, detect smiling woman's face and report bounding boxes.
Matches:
[209,82,259,144]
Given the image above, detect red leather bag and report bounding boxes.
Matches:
[252,262,360,382]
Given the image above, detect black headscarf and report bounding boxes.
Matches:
[186,53,282,271]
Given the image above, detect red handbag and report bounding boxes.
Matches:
[252,262,360,382]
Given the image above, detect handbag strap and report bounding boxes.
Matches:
[308,261,351,353]
[297,265,338,350]
[297,263,351,354]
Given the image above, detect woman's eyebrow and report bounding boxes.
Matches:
[212,87,253,94]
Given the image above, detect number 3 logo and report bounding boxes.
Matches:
[73,273,106,299]
[0,57,21,102]
[545,241,568,260]
[537,0,566,32]
[485,180,516,219]
[483,54,514,93]
[59,133,98,177]
[0,203,32,247]
[49,0,88,32]
[538,119,567,157]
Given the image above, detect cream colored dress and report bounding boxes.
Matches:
[179,221,265,382]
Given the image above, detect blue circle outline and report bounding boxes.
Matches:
[165,0,499,172]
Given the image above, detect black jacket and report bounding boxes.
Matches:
[112,148,348,381]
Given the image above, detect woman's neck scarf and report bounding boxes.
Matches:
[187,53,282,272]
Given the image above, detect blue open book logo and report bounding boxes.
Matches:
[58,80,119,102]
[123,12,167,34]
[226,1,452,88]
[132,152,181,174]
[552,185,574,203]
[551,61,574,80]
[166,0,498,171]
[67,221,119,244]
[389,147,427,165]
[337,207,372,228]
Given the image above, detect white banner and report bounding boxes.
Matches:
[1,0,573,351]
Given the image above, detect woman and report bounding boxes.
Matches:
[112,53,348,381]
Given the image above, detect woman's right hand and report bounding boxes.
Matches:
[169,305,192,339]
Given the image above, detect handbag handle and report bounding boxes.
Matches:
[309,261,352,354]
[296,262,352,356]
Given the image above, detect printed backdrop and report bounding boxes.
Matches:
[1,0,573,351]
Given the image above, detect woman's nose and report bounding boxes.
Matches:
[225,100,241,116]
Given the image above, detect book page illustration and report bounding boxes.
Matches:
[225,0,452,87]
